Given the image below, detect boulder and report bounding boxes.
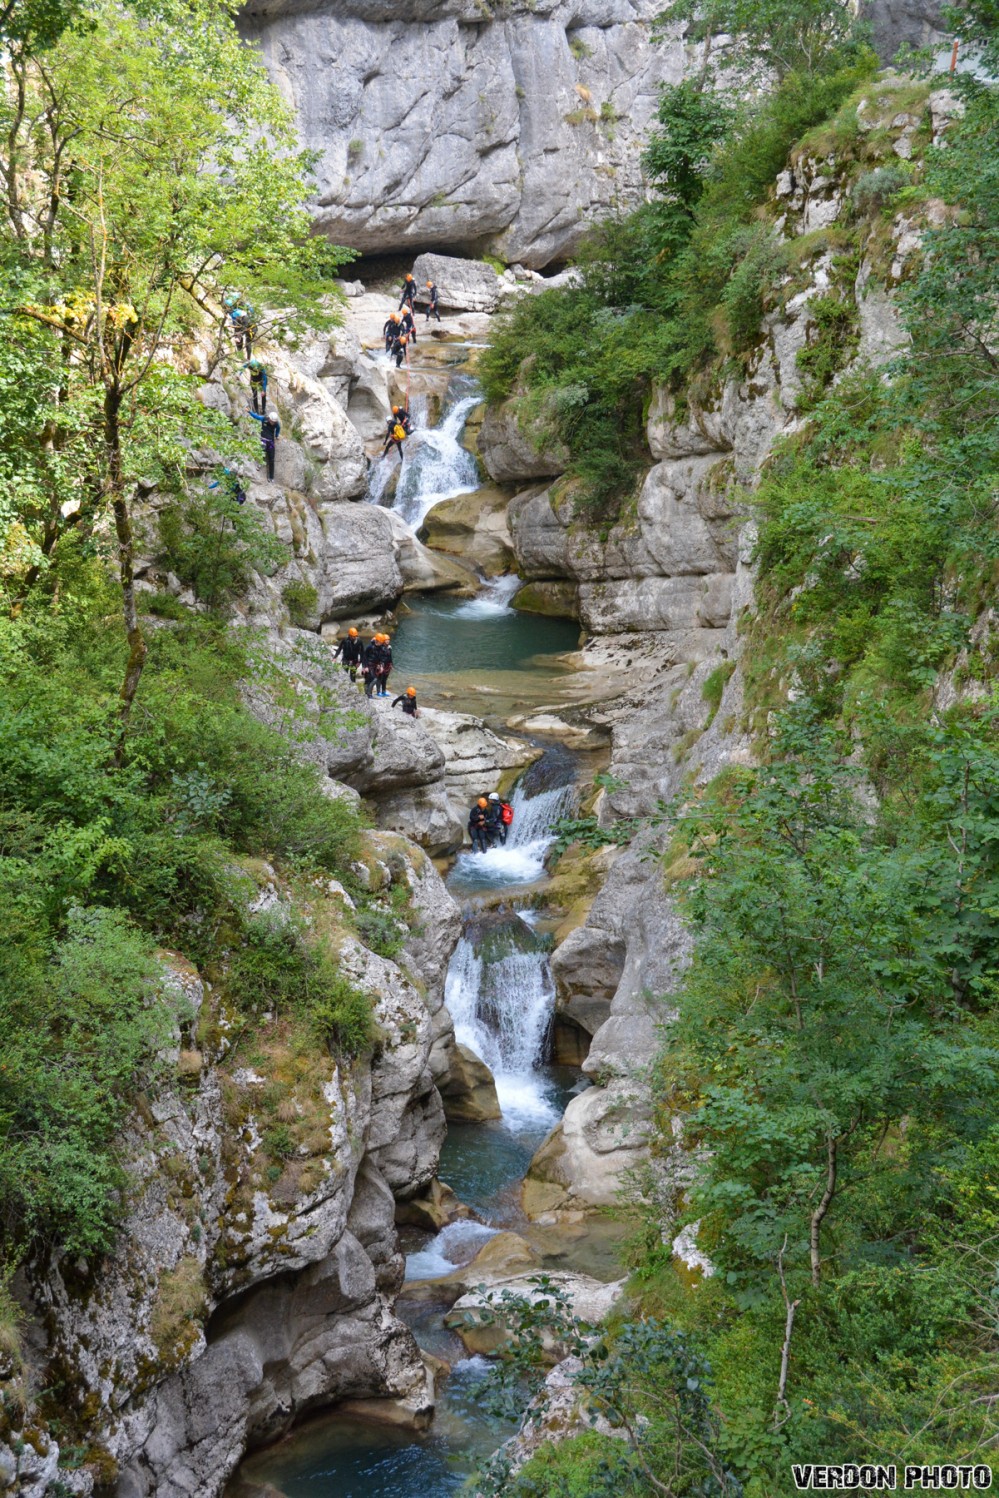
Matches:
[411,252,502,313]
[550,925,626,1040]
[405,1231,541,1304]
[437,1043,502,1123]
[480,408,568,484]
[444,1272,625,1356]
[420,485,516,576]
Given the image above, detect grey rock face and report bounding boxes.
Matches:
[411,252,502,313]
[240,0,686,269]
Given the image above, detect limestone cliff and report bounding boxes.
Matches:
[2,839,462,1498]
[513,78,959,1220]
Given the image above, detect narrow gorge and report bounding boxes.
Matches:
[3,0,998,1494]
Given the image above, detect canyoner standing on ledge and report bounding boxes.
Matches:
[249,406,281,482]
[398,271,416,311]
[333,626,363,680]
[243,357,268,414]
[424,280,441,322]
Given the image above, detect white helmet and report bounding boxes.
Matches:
[267,408,279,423]
[488,792,500,801]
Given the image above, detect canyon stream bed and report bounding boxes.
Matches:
[233,358,629,1496]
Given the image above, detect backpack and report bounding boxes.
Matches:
[500,801,513,825]
[393,423,407,441]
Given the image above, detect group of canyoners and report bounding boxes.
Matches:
[332,625,515,854]
[215,268,439,497]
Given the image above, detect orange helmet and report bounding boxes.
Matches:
[382,633,390,642]
[405,273,414,281]
[391,311,401,321]
[348,627,358,637]
[426,281,433,287]
[392,405,400,413]
[477,797,487,808]
[406,686,416,697]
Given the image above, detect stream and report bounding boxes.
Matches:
[235,365,622,1498]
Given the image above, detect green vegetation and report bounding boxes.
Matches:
[282,578,320,628]
[479,53,879,516]
[484,56,999,1498]
[0,0,382,1275]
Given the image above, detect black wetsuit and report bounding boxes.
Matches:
[399,279,417,311]
[399,308,417,345]
[376,643,393,696]
[392,693,418,717]
[383,317,400,352]
[391,335,408,369]
[468,806,489,853]
[382,411,411,459]
[361,641,380,698]
[425,283,441,322]
[484,803,503,846]
[334,635,363,679]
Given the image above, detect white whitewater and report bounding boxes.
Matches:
[445,930,558,1128]
[391,391,482,529]
[453,574,520,619]
[450,778,576,889]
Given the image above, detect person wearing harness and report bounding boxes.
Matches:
[249,407,280,482]
[333,626,363,680]
[392,686,419,717]
[398,305,417,346]
[500,795,514,841]
[383,310,401,352]
[376,633,393,696]
[361,635,381,698]
[485,792,504,846]
[224,296,256,356]
[242,358,268,414]
[390,331,409,369]
[424,281,441,323]
[382,405,411,459]
[209,466,247,506]
[468,797,490,854]
[399,272,417,311]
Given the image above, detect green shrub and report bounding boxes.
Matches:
[701,659,736,722]
[226,911,374,1058]
[851,162,910,213]
[282,579,318,629]
[157,488,287,610]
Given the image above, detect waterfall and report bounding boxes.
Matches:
[449,776,577,890]
[445,930,558,1127]
[452,574,520,619]
[391,385,482,530]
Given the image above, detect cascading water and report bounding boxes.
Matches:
[448,767,577,890]
[366,376,481,528]
[444,928,558,1128]
[451,573,520,619]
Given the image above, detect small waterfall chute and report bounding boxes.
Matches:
[444,921,558,1127]
[391,383,482,530]
[453,574,521,620]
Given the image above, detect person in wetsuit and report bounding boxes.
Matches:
[398,305,417,346]
[392,686,419,717]
[243,358,268,414]
[485,792,505,847]
[468,797,490,853]
[382,405,412,459]
[424,281,441,322]
[383,311,401,352]
[249,407,280,482]
[399,272,417,311]
[361,635,381,698]
[375,633,393,697]
[333,626,363,680]
[209,466,247,506]
[390,332,409,369]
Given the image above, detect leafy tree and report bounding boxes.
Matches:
[665,706,997,1295]
[0,0,351,747]
[659,0,861,82]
